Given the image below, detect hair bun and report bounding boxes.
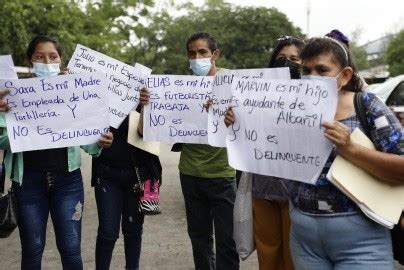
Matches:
[325,29,349,47]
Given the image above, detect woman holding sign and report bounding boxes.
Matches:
[253,35,304,270]
[225,36,404,269]
[0,35,113,270]
[285,36,404,269]
[226,35,304,270]
[91,89,162,270]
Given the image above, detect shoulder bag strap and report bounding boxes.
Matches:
[354,92,372,138]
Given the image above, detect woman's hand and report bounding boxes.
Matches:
[224,107,235,127]
[139,88,150,107]
[0,90,10,112]
[202,97,213,112]
[321,121,352,155]
[97,131,113,148]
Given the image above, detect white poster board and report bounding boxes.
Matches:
[208,68,290,147]
[67,44,151,128]
[127,111,160,156]
[0,72,109,152]
[226,77,338,183]
[143,75,213,143]
[0,55,18,79]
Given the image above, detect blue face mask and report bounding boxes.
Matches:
[189,58,212,76]
[32,63,60,77]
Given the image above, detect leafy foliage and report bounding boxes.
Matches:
[0,0,154,66]
[386,30,404,76]
[130,0,303,74]
[0,0,302,75]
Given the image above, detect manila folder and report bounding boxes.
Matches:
[331,128,404,224]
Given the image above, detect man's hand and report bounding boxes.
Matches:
[224,107,235,127]
[139,88,150,107]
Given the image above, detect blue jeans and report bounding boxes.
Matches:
[93,163,144,270]
[289,205,394,270]
[12,169,84,270]
[180,173,239,270]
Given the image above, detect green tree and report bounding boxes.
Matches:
[348,28,370,70]
[386,29,404,76]
[0,0,154,66]
[130,0,303,74]
[350,45,370,70]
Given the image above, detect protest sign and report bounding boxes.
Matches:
[0,72,109,152]
[127,111,160,156]
[208,68,290,147]
[67,44,151,128]
[143,75,213,143]
[226,77,338,184]
[0,55,18,79]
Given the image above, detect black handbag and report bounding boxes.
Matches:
[0,153,18,238]
[354,92,404,265]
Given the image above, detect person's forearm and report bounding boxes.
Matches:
[340,143,404,185]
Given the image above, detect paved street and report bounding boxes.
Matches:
[0,145,258,269]
[0,145,403,269]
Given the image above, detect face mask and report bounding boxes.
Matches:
[301,69,345,88]
[272,58,301,79]
[32,63,60,77]
[189,58,212,76]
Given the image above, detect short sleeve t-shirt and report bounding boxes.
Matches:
[179,143,235,178]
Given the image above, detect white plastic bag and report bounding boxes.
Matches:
[233,172,255,260]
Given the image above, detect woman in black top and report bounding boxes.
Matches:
[92,88,161,270]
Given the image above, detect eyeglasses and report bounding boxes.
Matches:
[277,35,305,43]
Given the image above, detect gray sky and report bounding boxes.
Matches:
[164,0,404,45]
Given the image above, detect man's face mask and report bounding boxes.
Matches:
[189,58,212,76]
[32,63,60,77]
[272,58,301,79]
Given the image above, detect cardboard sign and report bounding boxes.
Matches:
[226,77,338,183]
[0,55,18,79]
[143,75,213,143]
[208,68,290,147]
[67,44,151,128]
[1,72,109,152]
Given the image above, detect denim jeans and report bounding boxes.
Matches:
[12,169,84,270]
[289,205,394,270]
[93,163,144,270]
[180,173,239,270]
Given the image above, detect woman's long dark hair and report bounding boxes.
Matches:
[268,36,305,68]
[300,37,363,92]
[26,35,64,67]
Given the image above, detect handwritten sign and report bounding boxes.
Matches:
[0,55,18,79]
[67,44,151,128]
[143,75,213,143]
[0,72,109,152]
[208,68,290,147]
[226,77,338,184]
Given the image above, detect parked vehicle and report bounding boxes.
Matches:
[370,75,404,127]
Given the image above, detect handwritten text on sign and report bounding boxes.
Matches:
[1,72,109,152]
[143,75,213,143]
[67,44,151,128]
[226,78,338,184]
[208,67,290,147]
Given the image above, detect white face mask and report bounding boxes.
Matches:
[301,69,345,89]
[31,62,60,77]
[189,58,212,76]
